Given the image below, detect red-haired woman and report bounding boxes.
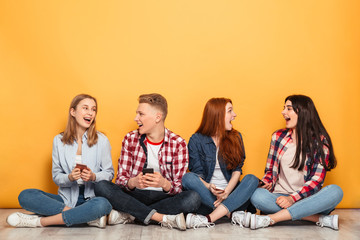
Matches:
[7,94,114,228]
[182,98,258,229]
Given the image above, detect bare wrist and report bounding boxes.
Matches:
[127,178,135,190]
[162,179,171,192]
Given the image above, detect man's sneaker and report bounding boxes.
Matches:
[108,209,135,225]
[316,215,339,230]
[6,212,41,228]
[87,215,107,228]
[231,211,251,228]
[186,213,215,229]
[160,213,186,230]
[250,214,273,230]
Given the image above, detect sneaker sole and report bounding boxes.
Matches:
[185,214,194,229]
[177,213,186,231]
[250,214,256,230]
[332,215,339,230]
[108,210,117,225]
[99,216,107,229]
[244,212,251,228]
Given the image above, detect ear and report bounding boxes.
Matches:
[155,112,163,123]
[70,108,76,117]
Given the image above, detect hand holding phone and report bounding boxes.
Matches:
[75,163,88,172]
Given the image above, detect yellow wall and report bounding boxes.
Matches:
[0,1,359,208]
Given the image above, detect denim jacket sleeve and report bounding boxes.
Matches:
[187,134,205,179]
[232,132,245,174]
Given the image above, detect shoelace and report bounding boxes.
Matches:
[192,215,215,229]
[112,213,133,224]
[16,213,39,227]
[231,215,244,228]
[257,216,273,228]
[122,219,133,224]
[160,221,174,229]
[316,221,324,227]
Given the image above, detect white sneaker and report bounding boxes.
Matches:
[316,215,339,230]
[186,213,215,229]
[231,211,251,228]
[108,209,135,225]
[250,214,273,230]
[7,212,41,228]
[87,215,107,228]
[160,213,186,231]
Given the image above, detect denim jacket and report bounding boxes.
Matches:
[187,132,245,183]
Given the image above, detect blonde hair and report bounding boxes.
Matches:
[61,94,98,147]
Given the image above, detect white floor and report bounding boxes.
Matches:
[1,209,359,240]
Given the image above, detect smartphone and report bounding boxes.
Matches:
[142,168,154,174]
[75,163,88,172]
[258,179,265,187]
[214,188,225,193]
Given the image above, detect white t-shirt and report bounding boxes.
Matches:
[209,148,228,190]
[141,139,163,191]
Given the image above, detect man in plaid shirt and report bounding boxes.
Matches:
[95,93,200,230]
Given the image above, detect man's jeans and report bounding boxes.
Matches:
[18,187,112,226]
[250,184,343,220]
[94,180,201,224]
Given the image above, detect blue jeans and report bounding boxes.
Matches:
[94,180,201,224]
[182,172,259,213]
[18,187,112,226]
[250,184,343,220]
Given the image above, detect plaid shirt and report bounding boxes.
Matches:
[115,128,188,195]
[262,128,329,202]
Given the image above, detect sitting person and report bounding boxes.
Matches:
[250,94,343,230]
[182,98,259,229]
[7,94,114,228]
[95,93,200,231]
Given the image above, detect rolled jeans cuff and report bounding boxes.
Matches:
[144,209,157,225]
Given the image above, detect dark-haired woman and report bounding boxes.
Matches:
[182,98,259,229]
[249,95,343,230]
[7,94,114,228]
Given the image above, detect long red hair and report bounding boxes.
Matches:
[197,98,244,169]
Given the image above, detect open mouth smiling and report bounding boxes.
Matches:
[84,117,92,124]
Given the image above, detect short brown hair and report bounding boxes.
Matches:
[138,93,168,120]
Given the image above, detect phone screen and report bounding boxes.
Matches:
[142,168,154,174]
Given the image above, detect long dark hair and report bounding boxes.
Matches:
[286,95,336,171]
[197,98,244,170]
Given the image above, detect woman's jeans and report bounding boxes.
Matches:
[250,184,343,220]
[182,172,259,214]
[94,180,201,225]
[18,187,112,226]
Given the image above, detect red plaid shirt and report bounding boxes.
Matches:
[115,128,188,195]
[262,128,329,202]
